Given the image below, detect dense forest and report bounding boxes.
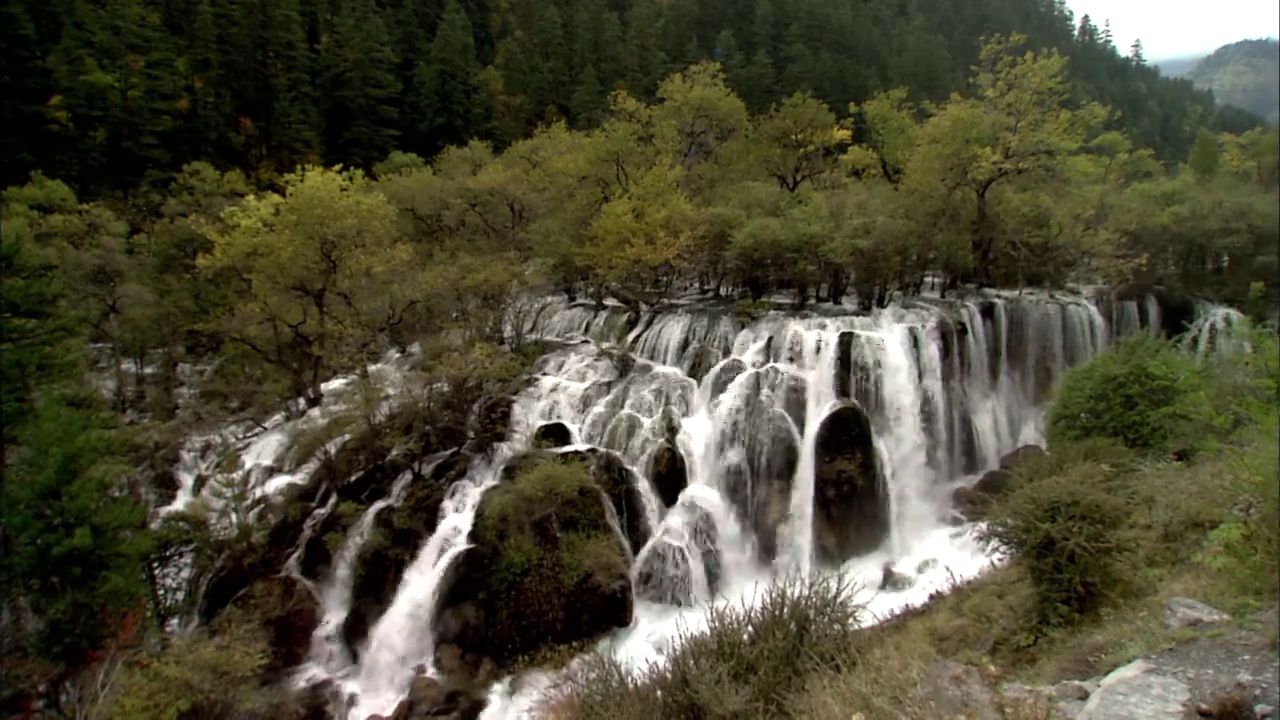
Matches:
[0,0,1267,197]
[2,0,1279,716]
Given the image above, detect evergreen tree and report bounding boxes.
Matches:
[414,0,485,154]
[570,64,606,129]
[321,0,402,168]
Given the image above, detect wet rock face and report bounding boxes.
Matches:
[532,421,574,449]
[230,574,321,683]
[812,403,888,564]
[340,451,468,660]
[648,441,688,508]
[431,454,634,670]
[633,506,721,606]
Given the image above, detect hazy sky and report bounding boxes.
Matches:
[1066,0,1279,59]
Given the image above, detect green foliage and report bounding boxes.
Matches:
[1046,336,1214,455]
[107,609,271,720]
[0,400,152,665]
[555,576,866,718]
[981,462,1132,628]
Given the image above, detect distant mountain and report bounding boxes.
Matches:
[1153,53,1208,78]
[1182,39,1279,123]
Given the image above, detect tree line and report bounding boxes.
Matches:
[2,0,1265,198]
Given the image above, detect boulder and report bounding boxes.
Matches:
[431,454,634,670]
[1077,659,1191,720]
[999,444,1047,471]
[1164,597,1230,631]
[706,358,748,400]
[953,444,1047,520]
[910,660,1000,720]
[299,453,414,581]
[633,505,721,606]
[812,403,888,563]
[532,422,574,450]
[198,476,325,625]
[562,448,650,555]
[648,442,688,508]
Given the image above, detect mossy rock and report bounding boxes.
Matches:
[532,422,574,449]
[432,456,633,670]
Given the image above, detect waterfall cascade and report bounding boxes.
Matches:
[156,289,1241,719]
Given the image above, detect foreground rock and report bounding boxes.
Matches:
[909,612,1278,720]
[952,444,1046,520]
[812,403,887,563]
[1165,597,1230,631]
[432,454,634,670]
[1077,659,1191,720]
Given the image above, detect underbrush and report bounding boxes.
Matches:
[551,330,1280,720]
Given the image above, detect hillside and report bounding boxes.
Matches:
[0,0,1235,196]
[1153,53,1209,78]
[1185,39,1280,123]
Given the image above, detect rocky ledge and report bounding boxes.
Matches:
[911,599,1279,720]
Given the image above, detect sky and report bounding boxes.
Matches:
[1066,0,1280,60]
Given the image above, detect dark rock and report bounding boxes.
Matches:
[952,446,1045,520]
[648,442,688,508]
[229,574,321,683]
[561,448,650,555]
[706,358,748,400]
[198,477,324,625]
[633,505,721,606]
[532,422,574,450]
[813,403,888,563]
[999,444,1046,472]
[432,454,634,670]
[300,454,413,581]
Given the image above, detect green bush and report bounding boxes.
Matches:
[554,575,866,719]
[980,462,1132,628]
[1046,336,1212,455]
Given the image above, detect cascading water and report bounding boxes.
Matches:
[323,290,1145,719]
[152,288,1237,719]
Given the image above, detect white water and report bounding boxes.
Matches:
[159,290,1242,719]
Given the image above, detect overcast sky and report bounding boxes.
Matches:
[1066,0,1279,59]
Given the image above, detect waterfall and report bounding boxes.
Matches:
[147,289,1236,718]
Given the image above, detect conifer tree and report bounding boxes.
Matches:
[321,0,402,168]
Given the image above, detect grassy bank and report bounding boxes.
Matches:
[548,332,1280,720]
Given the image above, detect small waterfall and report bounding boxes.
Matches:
[306,466,419,675]
[346,448,512,717]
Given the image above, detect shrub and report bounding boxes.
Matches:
[106,609,271,720]
[980,462,1132,628]
[1046,336,1212,456]
[553,575,866,719]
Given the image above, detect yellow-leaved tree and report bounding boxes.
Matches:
[198,167,426,409]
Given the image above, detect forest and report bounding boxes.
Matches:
[1,0,1279,716]
[1,0,1268,197]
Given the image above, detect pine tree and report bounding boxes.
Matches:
[1129,38,1145,64]
[741,48,778,112]
[320,0,402,168]
[415,0,484,153]
[570,64,605,129]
